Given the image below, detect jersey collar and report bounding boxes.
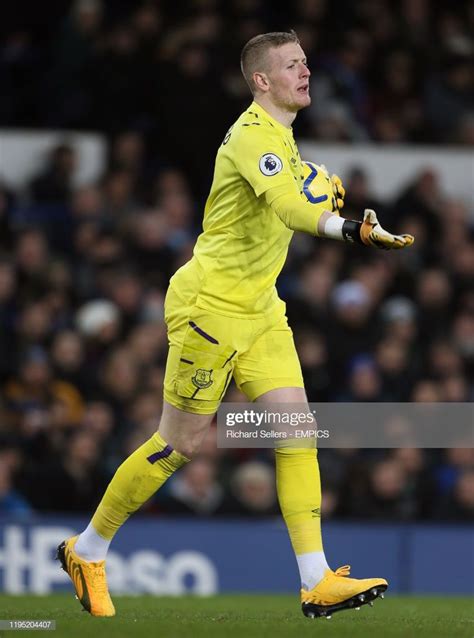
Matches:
[249,101,293,135]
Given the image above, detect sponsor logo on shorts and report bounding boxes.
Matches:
[192,369,213,389]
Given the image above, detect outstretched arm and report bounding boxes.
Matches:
[266,184,414,249]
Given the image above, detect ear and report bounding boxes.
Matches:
[253,71,270,93]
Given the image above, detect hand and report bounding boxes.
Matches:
[360,209,414,249]
[319,164,345,213]
[330,174,345,211]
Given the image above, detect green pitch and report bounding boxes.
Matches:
[0,594,472,638]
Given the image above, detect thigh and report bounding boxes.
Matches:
[234,314,305,402]
[256,386,308,404]
[163,287,243,415]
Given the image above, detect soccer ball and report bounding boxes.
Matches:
[301,160,336,211]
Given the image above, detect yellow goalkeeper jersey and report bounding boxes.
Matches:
[169,101,304,317]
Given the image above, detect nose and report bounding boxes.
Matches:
[300,63,310,79]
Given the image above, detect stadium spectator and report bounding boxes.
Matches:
[0,183,16,251]
[435,470,474,522]
[389,448,436,519]
[99,347,141,424]
[375,337,415,401]
[327,280,375,388]
[224,461,279,517]
[342,168,386,221]
[14,228,50,298]
[348,458,418,521]
[81,400,115,445]
[0,442,32,516]
[340,355,387,402]
[435,448,474,496]
[0,258,17,382]
[50,329,92,397]
[18,428,109,512]
[45,0,103,126]
[0,460,32,516]
[29,144,77,205]
[294,330,331,401]
[3,345,85,430]
[159,456,226,517]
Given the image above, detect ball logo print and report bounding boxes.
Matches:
[259,153,282,176]
[301,161,332,206]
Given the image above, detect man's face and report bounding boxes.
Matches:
[263,42,311,111]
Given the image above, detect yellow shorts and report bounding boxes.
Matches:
[163,287,304,415]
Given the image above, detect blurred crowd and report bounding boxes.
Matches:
[1,0,473,196]
[0,0,473,522]
[0,137,472,521]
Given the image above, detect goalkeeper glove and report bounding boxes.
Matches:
[331,174,345,212]
[319,164,345,213]
[359,209,414,249]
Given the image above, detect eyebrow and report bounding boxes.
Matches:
[287,58,307,64]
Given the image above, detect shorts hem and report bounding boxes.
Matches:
[164,390,219,416]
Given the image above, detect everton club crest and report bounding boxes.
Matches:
[192,369,213,389]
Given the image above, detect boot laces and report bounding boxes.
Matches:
[90,564,109,597]
[334,565,351,577]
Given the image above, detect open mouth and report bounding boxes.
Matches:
[297,85,309,94]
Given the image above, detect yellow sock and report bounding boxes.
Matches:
[275,447,323,554]
[91,432,189,540]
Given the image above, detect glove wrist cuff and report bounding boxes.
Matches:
[342,220,365,245]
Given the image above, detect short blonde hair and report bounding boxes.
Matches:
[240,30,300,94]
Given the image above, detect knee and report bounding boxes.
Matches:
[158,428,203,460]
[158,402,213,460]
[173,438,201,460]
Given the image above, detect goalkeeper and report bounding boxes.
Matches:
[58,30,413,620]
